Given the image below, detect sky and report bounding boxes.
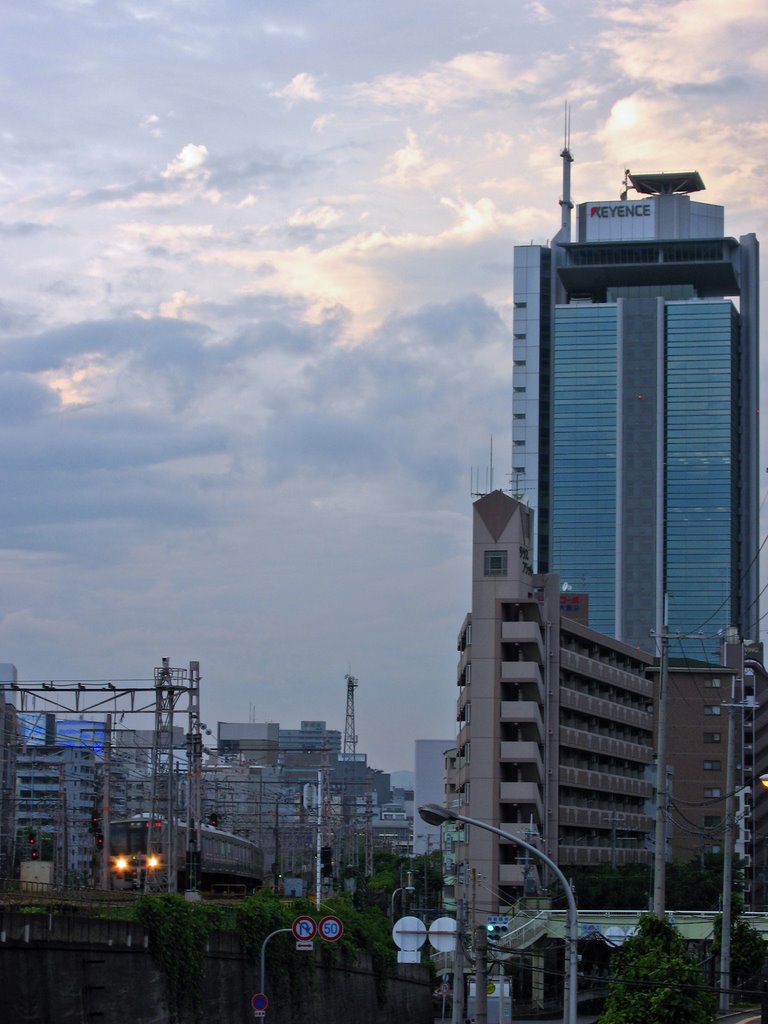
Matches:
[1,0,767,774]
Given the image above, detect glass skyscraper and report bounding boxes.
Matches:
[513,165,759,651]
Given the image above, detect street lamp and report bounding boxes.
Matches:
[418,803,578,1024]
[390,871,415,918]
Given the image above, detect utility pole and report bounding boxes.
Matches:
[652,604,669,917]
[451,898,466,1024]
[720,632,742,1012]
[474,924,488,1024]
[100,713,111,890]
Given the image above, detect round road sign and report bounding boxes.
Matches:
[292,915,318,941]
[251,993,269,1011]
[318,915,344,942]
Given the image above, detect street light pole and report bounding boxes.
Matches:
[419,804,578,1024]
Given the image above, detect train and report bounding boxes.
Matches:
[109,815,264,893]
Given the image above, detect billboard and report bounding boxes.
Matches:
[579,199,656,242]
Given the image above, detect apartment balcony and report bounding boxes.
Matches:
[499,782,543,820]
[500,701,543,739]
[501,621,545,660]
[498,822,545,848]
[558,805,652,832]
[558,845,652,868]
[559,687,653,732]
[560,650,653,699]
[456,646,471,679]
[500,663,544,703]
[499,863,526,886]
[559,765,653,800]
[500,741,543,776]
[559,726,653,767]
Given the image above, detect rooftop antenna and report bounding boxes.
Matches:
[559,101,574,240]
[489,436,494,492]
[620,168,633,201]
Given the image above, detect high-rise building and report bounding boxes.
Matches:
[453,491,655,912]
[513,159,759,650]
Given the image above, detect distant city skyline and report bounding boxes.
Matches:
[0,1,766,771]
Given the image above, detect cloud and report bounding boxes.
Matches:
[595,0,768,89]
[354,51,515,112]
[525,2,555,24]
[270,72,322,105]
[287,204,342,229]
[161,143,210,180]
[381,129,452,187]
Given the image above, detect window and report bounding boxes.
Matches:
[704,678,721,688]
[704,787,721,798]
[704,705,721,716]
[703,760,721,771]
[703,732,721,743]
[484,550,508,577]
[703,815,721,828]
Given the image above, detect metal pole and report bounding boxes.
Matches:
[442,812,577,1024]
[720,635,742,1012]
[653,602,669,916]
[260,927,292,1021]
[475,923,488,1024]
[316,769,322,909]
[451,898,465,1024]
[101,713,111,889]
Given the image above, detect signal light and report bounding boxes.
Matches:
[30,849,39,861]
[28,832,36,846]
[486,918,510,940]
[208,813,218,828]
[96,833,104,848]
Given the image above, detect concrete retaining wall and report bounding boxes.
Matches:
[0,911,433,1024]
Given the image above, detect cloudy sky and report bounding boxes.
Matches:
[1,0,767,772]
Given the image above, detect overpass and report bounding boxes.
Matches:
[500,906,768,948]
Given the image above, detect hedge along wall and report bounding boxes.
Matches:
[0,910,433,1024]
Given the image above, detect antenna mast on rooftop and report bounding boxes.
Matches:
[559,101,574,240]
[343,673,358,759]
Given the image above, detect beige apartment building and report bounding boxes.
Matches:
[453,491,656,914]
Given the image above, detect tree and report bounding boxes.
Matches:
[600,914,715,1024]
[711,911,766,991]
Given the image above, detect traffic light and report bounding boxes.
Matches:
[89,813,100,834]
[30,849,39,861]
[208,813,218,828]
[321,846,333,877]
[96,833,104,849]
[28,831,36,848]
[486,917,509,941]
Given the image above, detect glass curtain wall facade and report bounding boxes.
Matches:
[665,301,739,637]
[551,297,740,646]
[552,305,617,630]
[513,167,759,654]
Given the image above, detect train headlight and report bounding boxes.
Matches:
[115,856,128,872]
[147,854,159,869]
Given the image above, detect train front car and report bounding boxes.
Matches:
[110,816,263,894]
[109,816,169,890]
